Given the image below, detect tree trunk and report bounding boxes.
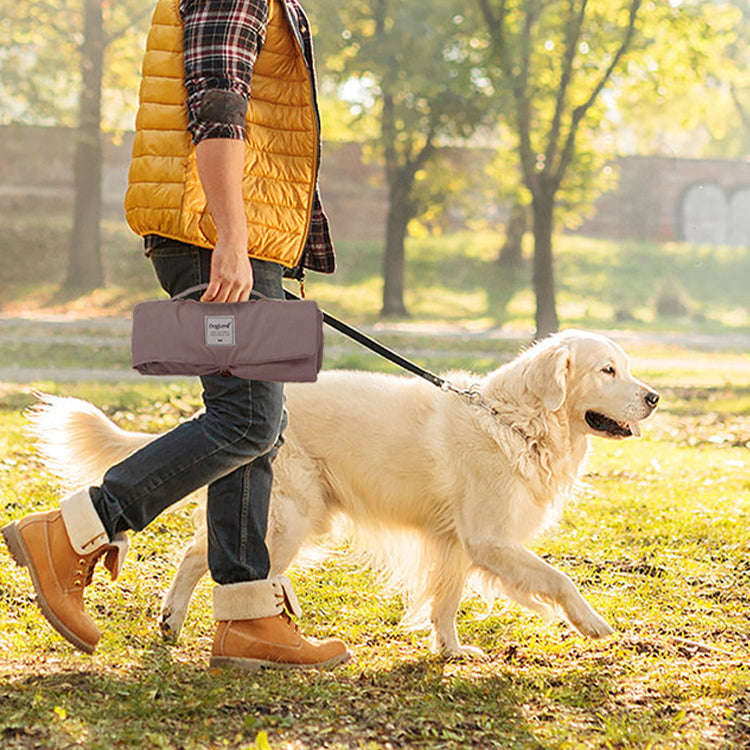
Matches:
[531,189,559,339]
[381,181,411,317]
[498,198,527,267]
[64,0,105,292]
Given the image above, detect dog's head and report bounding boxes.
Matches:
[522,330,659,439]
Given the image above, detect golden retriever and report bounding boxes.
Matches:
[29,329,659,658]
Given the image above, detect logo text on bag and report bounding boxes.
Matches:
[205,315,236,346]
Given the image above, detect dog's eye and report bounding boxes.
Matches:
[601,365,616,376]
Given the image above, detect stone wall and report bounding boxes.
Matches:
[578,155,750,245]
[0,124,387,241]
[2,125,750,246]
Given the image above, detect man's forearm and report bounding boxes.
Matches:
[196,138,253,303]
[195,138,248,247]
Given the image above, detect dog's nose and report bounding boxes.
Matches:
[645,391,660,408]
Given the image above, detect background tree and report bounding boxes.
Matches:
[309,0,490,317]
[475,0,647,337]
[0,0,152,291]
[473,0,734,338]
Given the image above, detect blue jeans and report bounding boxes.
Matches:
[90,243,286,585]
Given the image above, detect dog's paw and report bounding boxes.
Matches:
[575,612,614,639]
[442,644,490,661]
[157,610,180,644]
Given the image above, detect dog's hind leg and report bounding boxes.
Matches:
[158,456,329,641]
[266,447,332,577]
[156,499,305,642]
[159,524,208,641]
[266,491,328,577]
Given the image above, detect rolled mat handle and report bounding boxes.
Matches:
[171,283,270,302]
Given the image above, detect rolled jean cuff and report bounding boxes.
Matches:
[213,575,302,621]
[60,489,110,554]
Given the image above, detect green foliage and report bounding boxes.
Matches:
[614,0,744,157]
[307,0,493,223]
[0,0,152,130]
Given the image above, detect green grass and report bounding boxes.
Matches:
[1,358,750,748]
[1,228,749,747]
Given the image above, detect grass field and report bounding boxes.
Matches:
[3,224,750,334]
[1,356,749,748]
[0,232,749,748]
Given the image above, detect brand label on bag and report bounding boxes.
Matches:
[205,315,235,346]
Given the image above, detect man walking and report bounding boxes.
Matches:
[3,0,349,672]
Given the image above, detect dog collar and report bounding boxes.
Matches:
[443,382,530,442]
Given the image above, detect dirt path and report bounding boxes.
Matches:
[1,313,749,383]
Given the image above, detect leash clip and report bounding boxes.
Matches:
[442,380,498,417]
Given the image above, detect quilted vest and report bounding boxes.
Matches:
[124,0,318,270]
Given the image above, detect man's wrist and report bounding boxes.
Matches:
[214,232,249,252]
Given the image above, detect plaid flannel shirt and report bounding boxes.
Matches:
[145,0,335,277]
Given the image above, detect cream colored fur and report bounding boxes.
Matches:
[29,330,658,657]
[60,489,110,555]
[212,575,302,621]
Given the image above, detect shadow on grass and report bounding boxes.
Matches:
[0,637,627,749]
[730,687,750,748]
[45,285,98,307]
[2,283,106,312]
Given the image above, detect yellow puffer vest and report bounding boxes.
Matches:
[125,0,318,270]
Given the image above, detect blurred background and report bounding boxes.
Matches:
[0,0,748,339]
[1,7,750,746]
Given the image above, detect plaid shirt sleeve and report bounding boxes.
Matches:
[171,0,336,275]
[180,0,268,144]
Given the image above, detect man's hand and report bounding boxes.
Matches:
[194,137,252,303]
[201,242,254,302]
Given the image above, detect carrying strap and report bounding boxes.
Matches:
[171,283,271,302]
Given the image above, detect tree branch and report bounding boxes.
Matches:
[374,0,399,184]
[477,0,510,73]
[730,81,750,133]
[414,126,436,173]
[515,2,540,193]
[554,0,641,187]
[545,0,587,175]
[105,5,155,45]
[27,0,77,42]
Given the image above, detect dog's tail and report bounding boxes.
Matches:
[27,391,155,490]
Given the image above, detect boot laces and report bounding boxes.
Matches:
[276,593,300,632]
[74,551,104,587]
[281,610,300,632]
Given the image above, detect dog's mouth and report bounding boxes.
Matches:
[585,410,640,438]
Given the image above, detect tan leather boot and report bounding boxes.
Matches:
[210,576,350,671]
[1,490,128,654]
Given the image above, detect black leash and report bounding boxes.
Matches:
[178,283,502,419]
[177,283,447,387]
[284,289,447,390]
[283,289,507,421]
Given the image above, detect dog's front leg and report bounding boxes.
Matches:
[467,540,614,638]
[159,524,209,641]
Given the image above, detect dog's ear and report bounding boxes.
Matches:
[524,343,570,411]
